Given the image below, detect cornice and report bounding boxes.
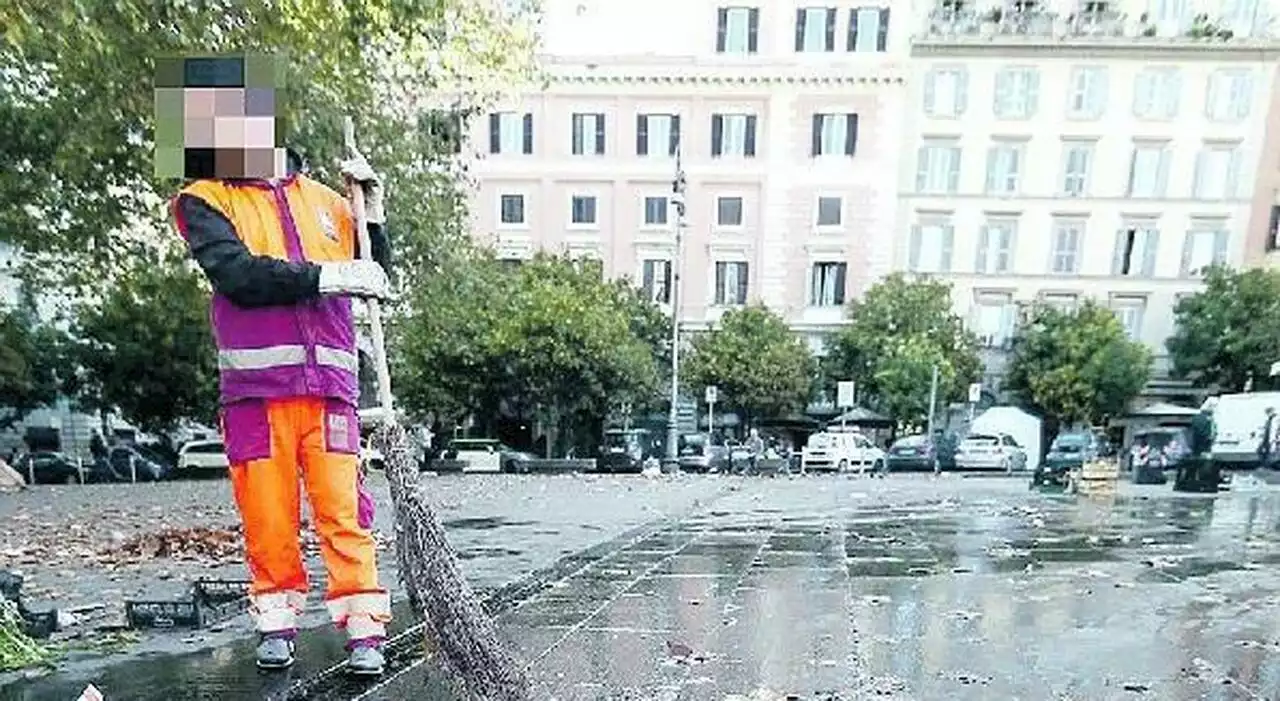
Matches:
[545,71,906,86]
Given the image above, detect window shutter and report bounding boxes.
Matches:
[670,116,681,155]
[1213,230,1229,265]
[1133,72,1153,117]
[807,266,818,306]
[711,115,723,156]
[955,71,969,116]
[570,114,582,154]
[1204,74,1219,119]
[488,113,501,153]
[795,9,806,50]
[811,114,823,156]
[636,115,648,156]
[1226,149,1240,198]
[915,147,929,191]
[1126,151,1139,195]
[714,263,726,304]
[847,8,859,50]
[845,114,858,156]
[1142,230,1159,276]
[877,9,890,51]
[1164,71,1181,118]
[984,148,998,193]
[1155,149,1171,196]
[941,225,955,271]
[1179,231,1193,275]
[594,113,605,154]
[1111,229,1127,275]
[662,261,672,303]
[716,8,728,52]
[975,227,990,273]
[744,115,757,156]
[833,263,847,305]
[1235,74,1253,119]
[946,148,960,192]
[1192,150,1205,197]
[909,225,922,270]
[923,71,936,114]
[747,9,760,52]
[993,71,1010,116]
[642,261,655,293]
[522,113,533,154]
[824,8,837,51]
[737,263,749,303]
[1025,71,1041,116]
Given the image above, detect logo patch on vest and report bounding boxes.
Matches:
[327,413,350,449]
[316,209,338,242]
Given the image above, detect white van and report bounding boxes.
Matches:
[801,430,884,473]
[176,439,229,474]
[1206,392,1280,467]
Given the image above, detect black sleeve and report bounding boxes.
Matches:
[362,222,392,274]
[175,194,322,308]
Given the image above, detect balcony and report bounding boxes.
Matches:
[919,6,1278,48]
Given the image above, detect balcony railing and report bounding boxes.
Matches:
[922,7,1270,42]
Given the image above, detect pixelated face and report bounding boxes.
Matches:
[154,53,287,180]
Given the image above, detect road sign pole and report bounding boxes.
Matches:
[926,365,940,437]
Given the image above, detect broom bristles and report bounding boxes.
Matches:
[373,421,531,700]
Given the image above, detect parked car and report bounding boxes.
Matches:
[1033,432,1102,487]
[107,445,169,482]
[677,434,729,473]
[14,451,82,485]
[597,429,660,474]
[954,433,1027,471]
[443,438,535,473]
[175,439,230,476]
[885,435,938,472]
[800,430,885,473]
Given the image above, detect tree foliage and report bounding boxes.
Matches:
[395,253,664,442]
[824,274,981,427]
[1004,299,1152,426]
[0,306,66,430]
[63,256,219,433]
[681,305,814,424]
[1166,266,1280,392]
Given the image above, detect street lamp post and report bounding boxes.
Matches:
[665,146,687,467]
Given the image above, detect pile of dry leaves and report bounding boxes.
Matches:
[105,526,244,563]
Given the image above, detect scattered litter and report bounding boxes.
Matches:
[1122,682,1150,692]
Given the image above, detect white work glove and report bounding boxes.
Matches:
[339,153,385,224]
[318,260,392,300]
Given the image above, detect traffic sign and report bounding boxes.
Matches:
[968,383,982,403]
[705,386,718,404]
[837,381,855,409]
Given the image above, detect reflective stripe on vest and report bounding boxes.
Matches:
[218,345,358,373]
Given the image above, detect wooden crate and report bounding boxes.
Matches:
[1070,460,1118,496]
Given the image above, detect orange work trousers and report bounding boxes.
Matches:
[222,396,390,641]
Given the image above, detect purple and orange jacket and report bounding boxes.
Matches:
[171,158,389,409]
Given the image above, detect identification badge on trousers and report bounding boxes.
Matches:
[328,413,350,449]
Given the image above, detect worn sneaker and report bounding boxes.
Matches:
[347,642,385,676]
[255,636,296,670]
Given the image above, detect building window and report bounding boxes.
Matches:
[847,7,890,52]
[1268,205,1280,251]
[1112,225,1159,277]
[1066,66,1107,120]
[641,259,672,304]
[1060,141,1094,197]
[811,113,858,157]
[810,262,847,307]
[713,261,749,305]
[636,114,680,157]
[1049,220,1083,274]
[973,292,1015,349]
[993,67,1040,119]
[916,141,961,194]
[795,7,836,52]
[1127,143,1171,198]
[643,196,669,226]
[908,221,954,273]
[499,194,525,225]
[1206,70,1253,122]
[1041,293,1078,312]
[570,113,605,156]
[816,196,842,227]
[488,112,533,154]
[1151,0,1189,34]
[1193,144,1241,200]
[1133,68,1181,120]
[975,220,1015,274]
[1224,0,1263,36]
[984,142,1023,195]
[716,196,744,227]
[1111,297,1146,342]
[570,195,597,225]
[716,7,760,54]
[924,67,967,118]
[1182,227,1228,276]
[711,114,757,157]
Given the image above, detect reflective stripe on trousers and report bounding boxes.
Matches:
[218,345,358,373]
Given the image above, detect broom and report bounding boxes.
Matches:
[343,117,531,700]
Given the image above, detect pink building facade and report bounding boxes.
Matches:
[465,1,909,349]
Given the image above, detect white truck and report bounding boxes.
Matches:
[1204,392,1280,468]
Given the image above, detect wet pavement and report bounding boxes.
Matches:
[5,475,1280,700]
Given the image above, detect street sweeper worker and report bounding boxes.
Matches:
[162,54,391,675]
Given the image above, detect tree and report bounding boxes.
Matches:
[825,273,981,427]
[64,255,219,434]
[0,307,65,430]
[682,305,814,425]
[1167,266,1280,392]
[1004,299,1152,428]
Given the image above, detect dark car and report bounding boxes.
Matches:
[1130,428,1190,485]
[677,434,729,473]
[598,429,660,473]
[106,446,169,482]
[886,435,937,472]
[15,452,82,485]
[1034,432,1104,487]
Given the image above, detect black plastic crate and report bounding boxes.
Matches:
[124,578,252,630]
